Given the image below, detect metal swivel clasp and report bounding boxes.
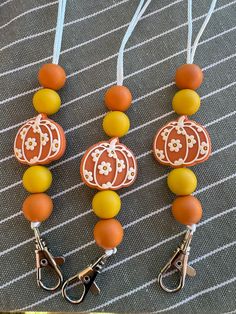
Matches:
[62,249,116,304]
[158,228,196,292]
[32,224,65,291]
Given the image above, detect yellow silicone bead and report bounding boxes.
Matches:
[167,168,197,195]
[103,111,130,137]
[172,89,200,115]
[33,88,61,115]
[92,190,121,219]
[23,166,52,193]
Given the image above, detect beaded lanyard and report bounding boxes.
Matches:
[13,0,68,291]
[62,0,152,304]
[153,0,217,292]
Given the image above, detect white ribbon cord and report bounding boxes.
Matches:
[117,0,152,86]
[52,0,67,64]
[187,0,218,64]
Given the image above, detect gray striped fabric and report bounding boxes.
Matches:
[0,0,236,312]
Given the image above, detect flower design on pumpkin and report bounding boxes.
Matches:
[161,128,170,141]
[98,161,112,176]
[174,158,184,166]
[32,122,40,134]
[168,139,182,152]
[155,149,165,160]
[117,159,126,173]
[127,167,135,180]
[41,133,49,146]
[30,156,39,163]
[25,137,37,151]
[187,135,196,148]
[83,169,93,182]
[91,149,101,162]
[20,128,27,140]
[107,142,117,158]
[51,139,60,152]
[175,118,186,135]
[200,141,208,155]
[102,182,112,189]
[15,148,22,158]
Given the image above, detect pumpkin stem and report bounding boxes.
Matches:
[109,137,119,147]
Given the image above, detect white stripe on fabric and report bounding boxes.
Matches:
[0,0,132,52]
[0,0,184,78]
[0,0,234,81]
[0,2,58,30]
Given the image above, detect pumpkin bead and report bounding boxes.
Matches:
[103,111,130,137]
[92,190,121,219]
[80,138,137,190]
[38,64,66,90]
[172,89,200,115]
[93,219,124,250]
[33,89,61,115]
[175,64,203,90]
[23,166,52,193]
[153,115,211,168]
[104,85,132,112]
[22,193,53,222]
[14,114,66,165]
[172,195,202,225]
[167,168,197,195]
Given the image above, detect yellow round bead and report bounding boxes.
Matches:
[33,88,61,115]
[92,190,121,219]
[172,89,200,115]
[167,168,197,195]
[23,166,52,193]
[103,111,130,137]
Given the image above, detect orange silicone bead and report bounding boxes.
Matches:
[94,219,124,250]
[38,64,66,90]
[22,193,53,222]
[175,64,203,90]
[104,85,132,111]
[172,195,202,225]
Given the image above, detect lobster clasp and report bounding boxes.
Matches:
[62,249,116,304]
[32,224,65,291]
[158,228,196,293]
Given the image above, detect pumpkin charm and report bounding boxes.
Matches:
[153,115,211,168]
[80,138,137,190]
[14,114,66,165]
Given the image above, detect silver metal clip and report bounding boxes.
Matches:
[33,226,65,291]
[62,253,110,304]
[158,229,196,292]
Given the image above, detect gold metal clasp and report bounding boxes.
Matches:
[158,228,196,292]
[33,225,65,291]
[62,249,116,304]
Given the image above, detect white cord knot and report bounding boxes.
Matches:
[105,247,117,256]
[31,222,41,229]
[187,224,196,234]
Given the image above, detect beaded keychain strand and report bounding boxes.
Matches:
[153,0,217,292]
[13,0,68,291]
[62,0,152,304]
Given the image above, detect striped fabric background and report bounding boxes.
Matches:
[0,0,236,312]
